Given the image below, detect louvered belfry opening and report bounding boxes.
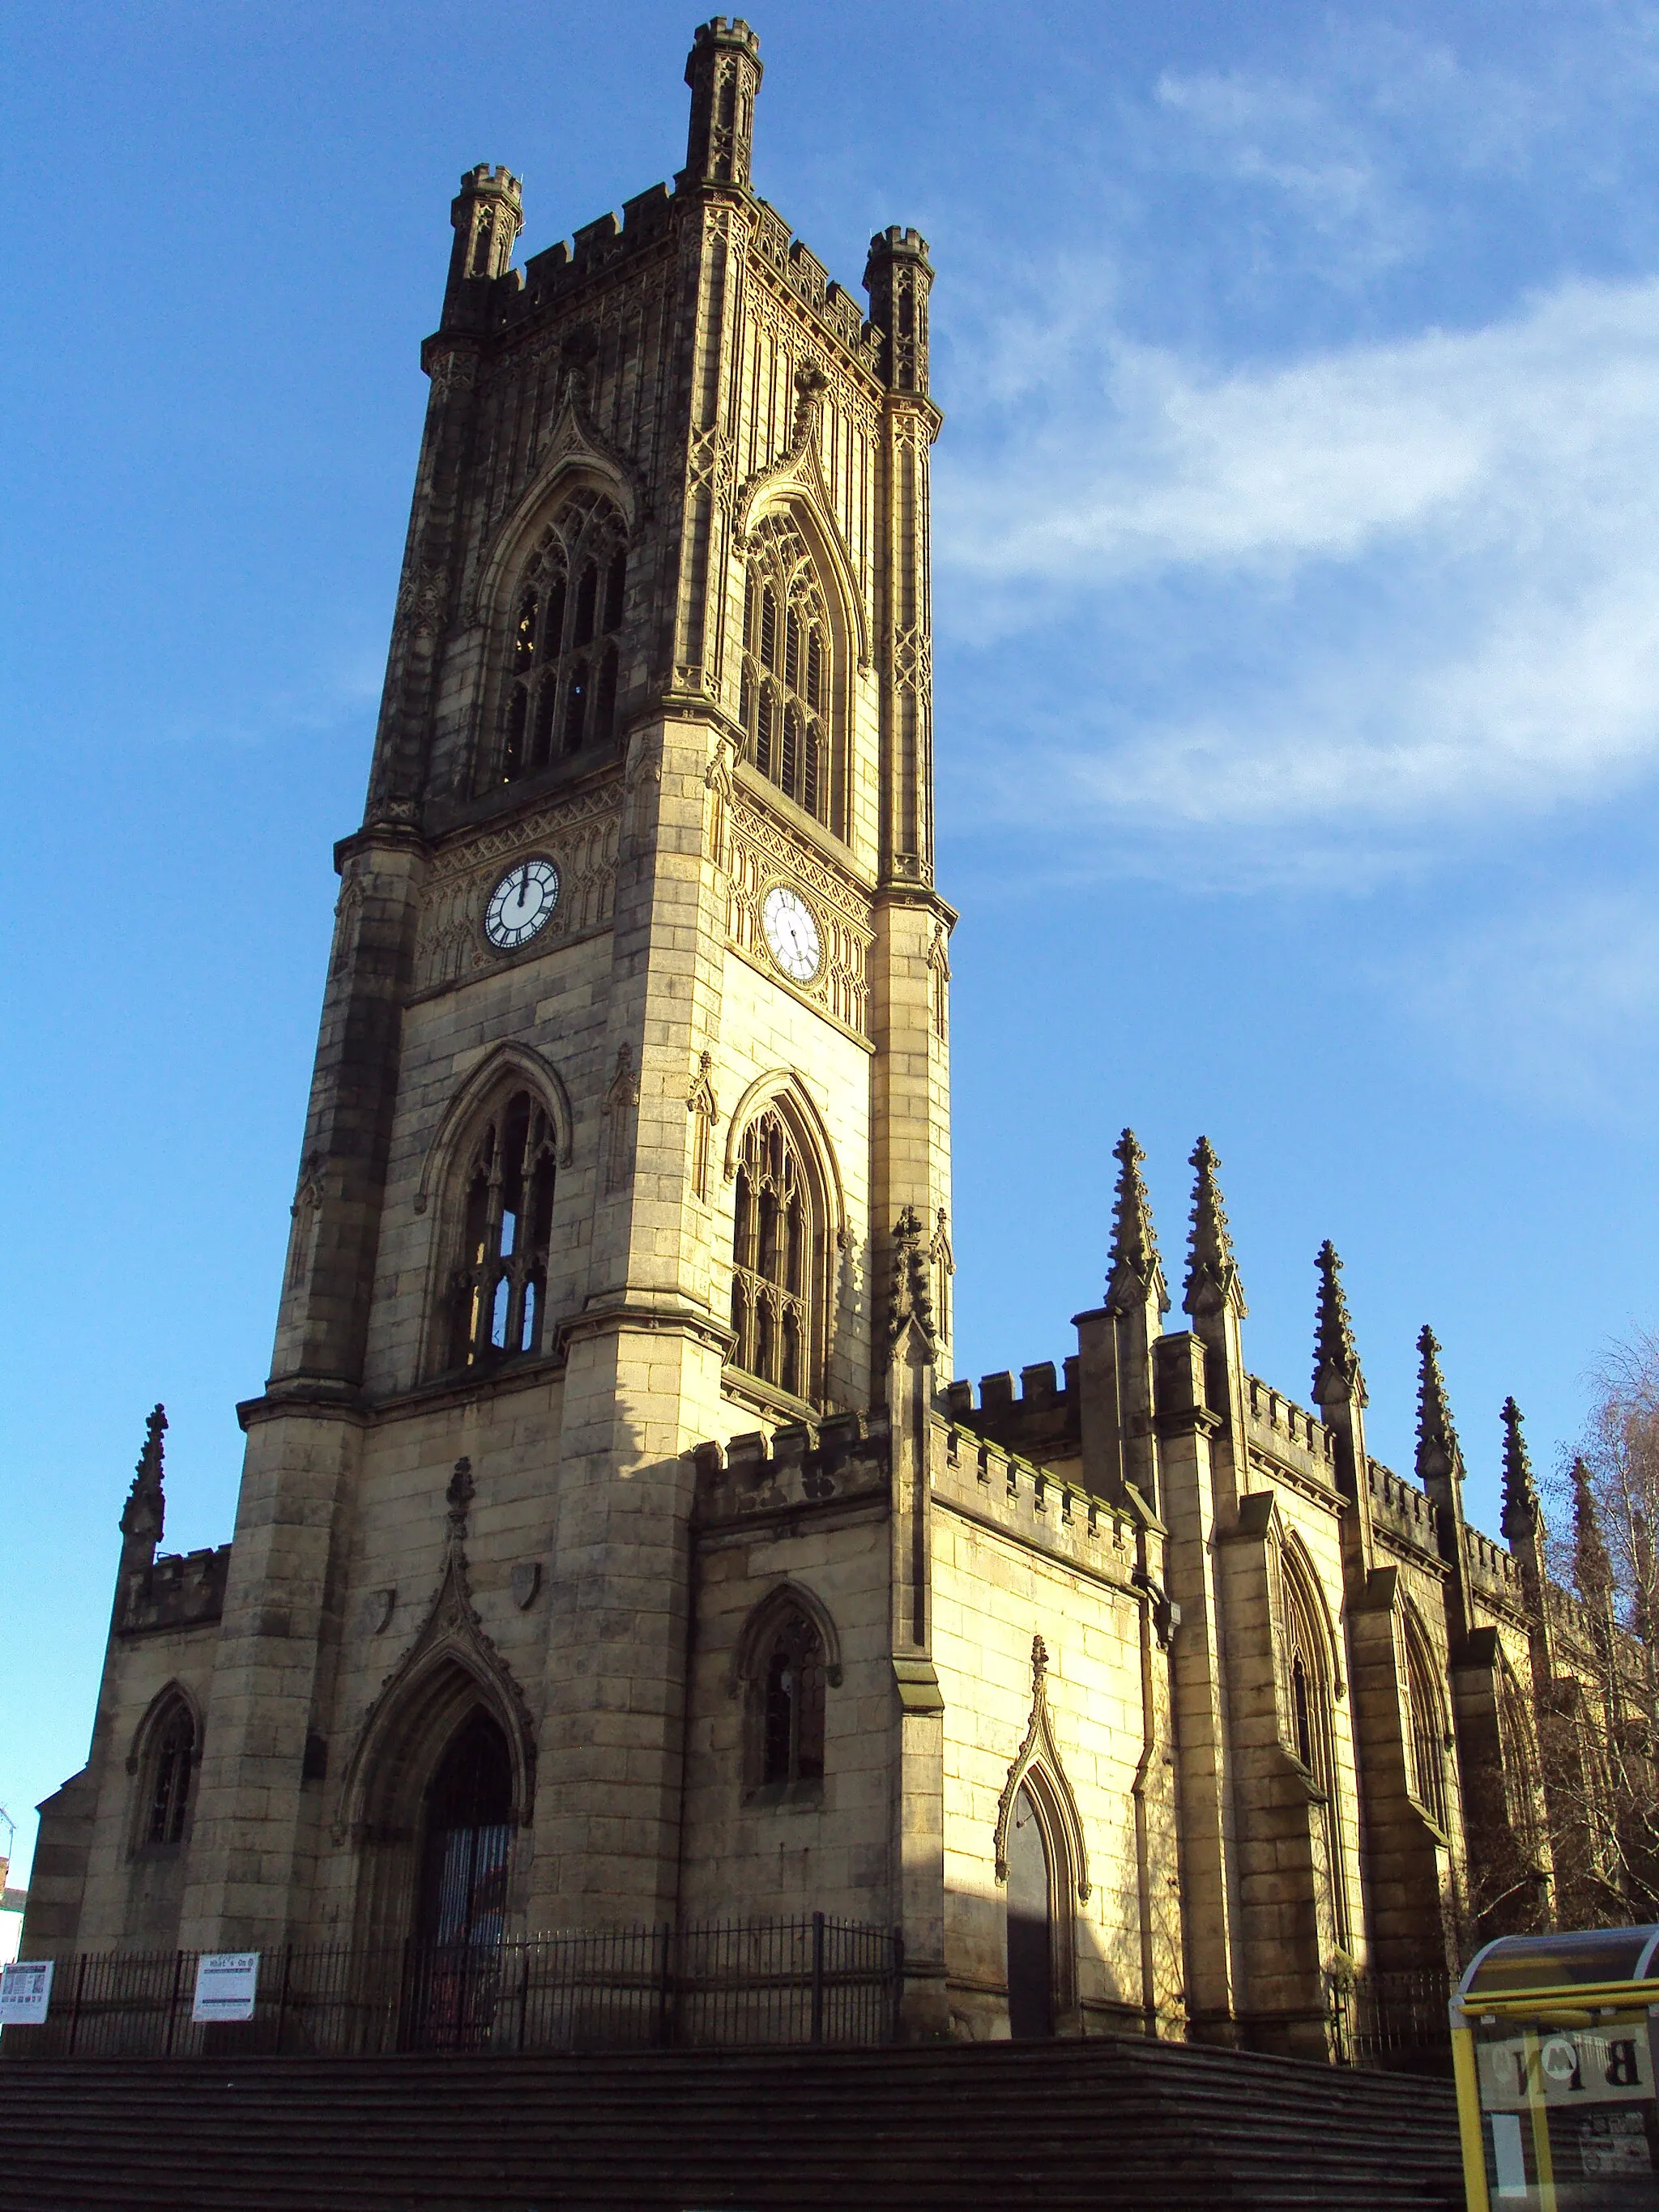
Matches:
[415,1711,513,1950]
[738,513,831,825]
[497,490,627,785]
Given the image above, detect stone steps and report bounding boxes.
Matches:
[0,2037,1465,2210]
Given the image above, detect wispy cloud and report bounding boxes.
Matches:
[937,273,1659,870]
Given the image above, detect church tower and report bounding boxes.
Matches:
[22,21,949,1971]
[39,18,949,1957]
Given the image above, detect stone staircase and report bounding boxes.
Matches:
[0,2036,1465,2210]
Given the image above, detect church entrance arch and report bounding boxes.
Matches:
[1005,1784,1056,2039]
[403,1707,514,2052]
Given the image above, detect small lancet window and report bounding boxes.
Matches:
[1406,1625,1449,1831]
[738,514,832,826]
[146,1703,194,1847]
[450,1090,558,1370]
[757,1609,826,1788]
[495,496,629,788]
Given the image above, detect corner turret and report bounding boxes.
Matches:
[442,164,524,327]
[680,17,763,190]
[864,228,934,396]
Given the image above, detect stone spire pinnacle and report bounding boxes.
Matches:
[1106,1128,1169,1316]
[1414,1326,1464,1494]
[1311,1241,1366,1406]
[1570,1455,1614,1605]
[1182,1136,1245,1320]
[1500,1397,1540,1547]
[119,1403,167,1557]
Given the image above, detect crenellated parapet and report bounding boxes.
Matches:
[693,1411,890,1528]
[117,1543,232,1636]
[1242,1374,1337,1488]
[942,1360,1081,1462]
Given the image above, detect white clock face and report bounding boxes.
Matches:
[761,884,822,983]
[484,857,561,949]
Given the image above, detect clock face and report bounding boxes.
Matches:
[484,857,561,949]
[761,884,822,984]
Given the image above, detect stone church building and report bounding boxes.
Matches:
[23,19,1637,2053]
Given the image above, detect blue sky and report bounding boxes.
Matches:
[6,0,1659,1885]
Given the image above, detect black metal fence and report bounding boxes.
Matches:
[2,1914,902,2061]
[1326,1966,1452,2073]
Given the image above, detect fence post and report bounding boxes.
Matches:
[655,1923,673,2049]
[810,1912,825,2046]
[515,1940,531,2052]
[273,1946,292,2054]
[164,1950,186,2058]
[66,1952,88,2058]
[890,1925,905,2045]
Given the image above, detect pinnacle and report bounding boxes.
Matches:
[1499,1396,1539,1546]
[1414,1325,1464,1491]
[1311,1241,1365,1405]
[1106,1128,1169,1315]
[119,1401,167,1548]
[1183,1136,1245,1320]
[1570,1455,1614,1604]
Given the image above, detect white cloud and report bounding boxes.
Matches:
[937,274,1659,859]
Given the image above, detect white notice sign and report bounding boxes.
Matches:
[0,1958,53,2027]
[192,1951,259,2023]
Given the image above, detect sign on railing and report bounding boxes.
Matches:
[0,1959,53,2027]
[192,1954,260,2024]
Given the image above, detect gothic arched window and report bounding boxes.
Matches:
[449,1090,558,1370]
[1405,1620,1450,1832]
[142,1698,195,1848]
[738,514,830,825]
[759,1609,826,1788]
[729,1106,825,1404]
[1282,1548,1350,1952]
[497,492,627,786]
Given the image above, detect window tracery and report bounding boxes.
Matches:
[738,514,830,825]
[728,1106,822,1402]
[498,491,627,785]
[757,1607,826,1789]
[448,1090,558,1370]
[142,1698,194,1848]
[1405,1619,1450,1832]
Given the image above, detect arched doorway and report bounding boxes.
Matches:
[406,1709,513,2050]
[1005,1784,1055,2039]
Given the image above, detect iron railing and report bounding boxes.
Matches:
[1326,1966,1453,2073]
[2,1913,902,2061]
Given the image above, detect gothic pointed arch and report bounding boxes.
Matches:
[471,441,636,788]
[993,1636,1090,1903]
[473,404,638,616]
[732,1579,845,1693]
[417,1044,574,1378]
[723,1072,845,1405]
[1401,1597,1451,1834]
[1282,1528,1345,1700]
[337,1541,535,1848]
[125,1679,203,1852]
[721,1070,846,1242]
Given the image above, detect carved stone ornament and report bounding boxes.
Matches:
[510,1561,542,1611]
[446,1456,475,1541]
[992,1634,1091,1901]
[886,1204,936,1353]
[360,1588,396,1637]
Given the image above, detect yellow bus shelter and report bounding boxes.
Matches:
[1452,1927,1659,2209]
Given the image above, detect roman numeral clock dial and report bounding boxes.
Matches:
[484,857,561,949]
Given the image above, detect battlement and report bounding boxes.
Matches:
[690,15,761,58]
[117,1543,232,1637]
[693,1411,890,1526]
[1463,1522,1523,1604]
[941,1357,1081,1465]
[1366,1457,1443,1558]
[1243,1374,1335,1481]
[460,164,522,203]
[935,1417,1135,1583]
[869,225,932,262]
